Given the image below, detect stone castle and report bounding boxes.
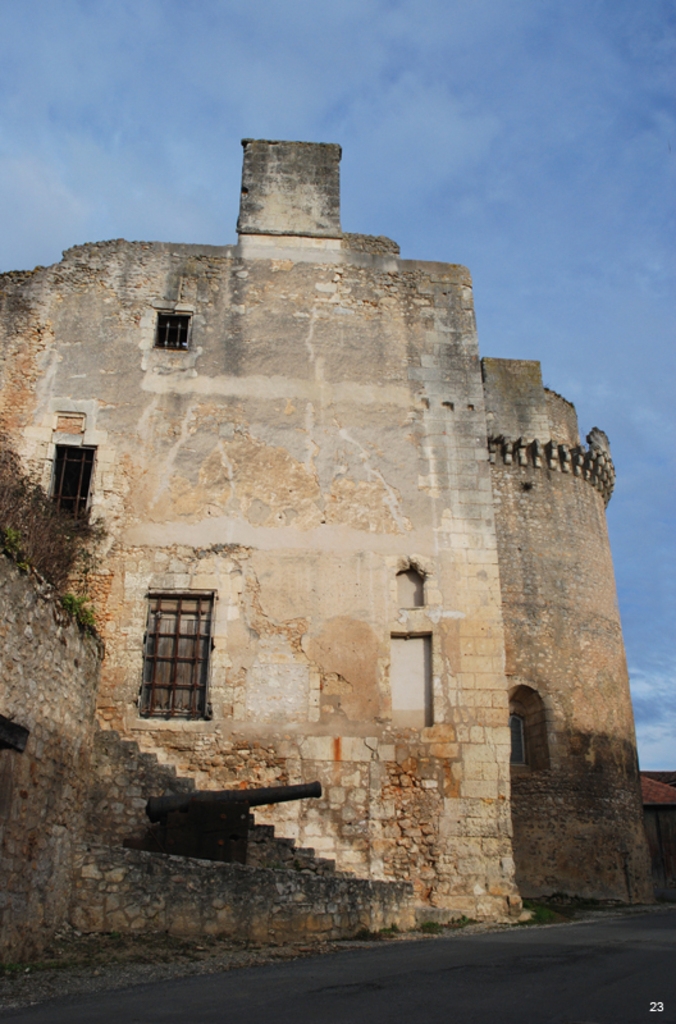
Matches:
[0,139,652,956]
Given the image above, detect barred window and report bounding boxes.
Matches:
[52,445,95,517]
[155,313,191,350]
[140,594,213,718]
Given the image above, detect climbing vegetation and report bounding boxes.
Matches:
[0,433,103,626]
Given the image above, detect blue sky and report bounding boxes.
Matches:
[1,0,673,766]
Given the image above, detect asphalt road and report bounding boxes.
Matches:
[3,910,675,1024]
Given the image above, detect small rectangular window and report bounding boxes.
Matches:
[52,445,95,517]
[140,594,213,718]
[155,313,191,350]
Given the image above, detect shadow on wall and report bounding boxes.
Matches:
[509,727,653,903]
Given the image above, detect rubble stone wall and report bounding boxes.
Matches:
[71,844,416,942]
[0,557,101,960]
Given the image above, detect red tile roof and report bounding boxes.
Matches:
[641,774,676,804]
[642,770,676,788]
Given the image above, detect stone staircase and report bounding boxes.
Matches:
[87,727,339,876]
[86,727,196,847]
[246,820,338,876]
[75,728,415,944]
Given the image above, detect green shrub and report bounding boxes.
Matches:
[61,593,97,632]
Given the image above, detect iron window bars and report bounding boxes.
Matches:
[141,594,213,718]
[52,445,95,517]
[155,313,191,350]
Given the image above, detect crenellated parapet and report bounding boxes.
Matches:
[487,428,615,505]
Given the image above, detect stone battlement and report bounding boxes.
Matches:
[488,433,616,505]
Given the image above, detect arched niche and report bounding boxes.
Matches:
[396,568,425,608]
[509,684,550,770]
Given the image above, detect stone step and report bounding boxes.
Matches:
[249,822,275,840]
[246,814,341,876]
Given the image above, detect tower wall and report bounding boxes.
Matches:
[482,358,652,901]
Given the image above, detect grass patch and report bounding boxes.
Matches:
[419,915,475,933]
[0,931,230,976]
[419,921,443,934]
[521,901,559,925]
[349,924,399,941]
[519,894,629,926]
[450,915,475,929]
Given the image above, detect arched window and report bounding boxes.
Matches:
[509,685,549,770]
[397,568,425,608]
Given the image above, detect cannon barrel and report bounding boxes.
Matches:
[146,781,322,823]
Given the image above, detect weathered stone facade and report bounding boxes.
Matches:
[0,138,652,944]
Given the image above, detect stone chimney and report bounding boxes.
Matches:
[237,139,342,239]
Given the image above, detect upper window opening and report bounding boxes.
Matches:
[397,568,425,608]
[52,445,95,517]
[510,714,526,764]
[155,313,191,350]
[140,594,213,719]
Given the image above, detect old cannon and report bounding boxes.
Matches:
[124,781,322,865]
